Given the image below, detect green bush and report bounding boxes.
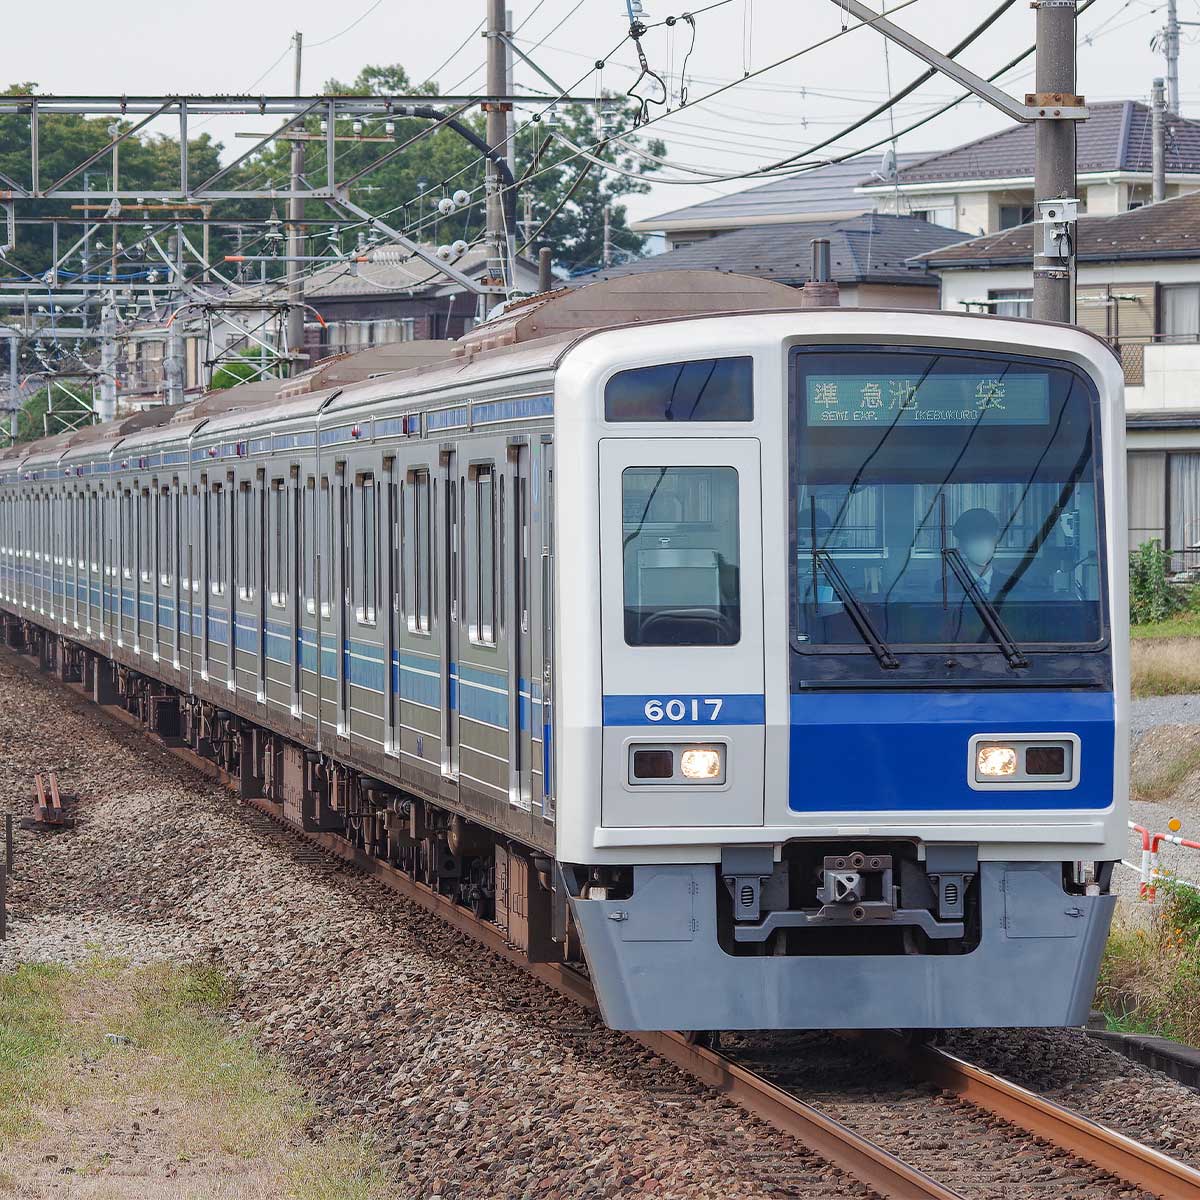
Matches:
[1130,539,1184,624]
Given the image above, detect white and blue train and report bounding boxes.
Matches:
[0,272,1128,1030]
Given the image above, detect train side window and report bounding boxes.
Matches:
[605,357,753,422]
[302,478,316,614]
[92,493,102,574]
[407,469,431,634]
[209,483,226,595]
[621,466,741,646]
[470,465,496,646]
[121,492,132,579]
[320,477,332,617]
[238,482,255,600]
[159,488,173,585]
[354,472,377,625]
[139,488,152,583]
[268,478,286,608]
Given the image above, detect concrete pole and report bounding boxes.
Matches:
[97,301,117,423]
[286,32,306,371]
[165,230,184,406]
[504,7,516,183]
[7,335,17,441]
[602,204,612,268]
[1166,0,1181,116]
[1152,77,1167,203]
[485,0,513,294]
[1032,0,1077,325]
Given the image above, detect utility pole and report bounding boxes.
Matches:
[97,300,117,423]
[1152,77,1167,203]
[165,227,184,406]
[602,203,613,268]
[7,335,17,441]
[1165,0,1181,116]
[485,0,514,301]
[504,7,516,184]
[286,31,306,370]
[1031,0,1078,325]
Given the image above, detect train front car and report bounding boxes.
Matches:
[556,309,1127,1032]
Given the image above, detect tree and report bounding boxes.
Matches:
[235,65,665,271]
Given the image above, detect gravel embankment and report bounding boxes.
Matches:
[0,650,868,1200]
[4,646,1200,1198]
[1131,693,1200,744]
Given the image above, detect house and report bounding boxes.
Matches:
[914,190,1200,567]
[630,153,927,249]
[573,212,968,309]
[301,244,541,360]
[859,101,1200,235]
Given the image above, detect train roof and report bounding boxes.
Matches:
[1,270,1118,469]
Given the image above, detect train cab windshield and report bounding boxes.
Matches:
[789,345,1105,680]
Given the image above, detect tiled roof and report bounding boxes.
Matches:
[630,153,926,231]
[575,213,967,287]
[872,101,1200,187]
[914,189,1200,267]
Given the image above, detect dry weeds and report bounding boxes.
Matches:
[0,958,390,1200]
[1131,637,1200,698]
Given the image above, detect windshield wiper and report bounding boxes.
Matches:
[813,549,899,669]
[942,548,1029,669]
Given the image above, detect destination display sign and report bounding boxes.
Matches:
[804,372,1050,427]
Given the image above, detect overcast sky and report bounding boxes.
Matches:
[1,0,1192,223]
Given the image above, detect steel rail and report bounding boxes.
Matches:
[864,1032,1200,1200]
[0,647,958,1200]
[13,647,1200,1199]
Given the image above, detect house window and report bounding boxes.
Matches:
[912,206,956,228]
[988,289,1033,318]
[1162,285,1200,344]
[999,204,1035,230]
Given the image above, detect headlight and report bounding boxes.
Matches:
[976,744,1017,777]
[680,747,722,780]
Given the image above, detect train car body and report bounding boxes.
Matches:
[0,273,1128,1031]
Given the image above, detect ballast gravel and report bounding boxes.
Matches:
[5,645,1200,1199]
[0,650,870,1200]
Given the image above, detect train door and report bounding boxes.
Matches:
[509,443,533,811]
[441,449,460,781]
[539,444,555,821]
[597,438,765,828]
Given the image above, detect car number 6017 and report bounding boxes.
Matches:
[643,697,724,723]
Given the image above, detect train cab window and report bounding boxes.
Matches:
[268,479,286,608]
[407,469,431,634]
[621,466,741,646]
[605,357,753,422]
[354,472,377,624]
[470,465,496,645]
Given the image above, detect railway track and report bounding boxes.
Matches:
[9,647,1200,1200]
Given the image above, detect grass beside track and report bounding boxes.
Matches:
[0,957,389,1199]
[1099,882,1200,1047]
[1132,636,1200,698]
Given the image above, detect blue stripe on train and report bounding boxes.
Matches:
[789,689,1115,812]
